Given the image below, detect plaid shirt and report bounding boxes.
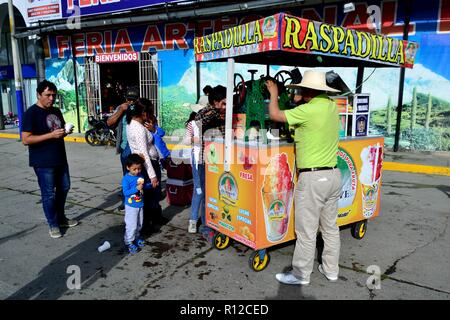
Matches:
[194,104,225,164]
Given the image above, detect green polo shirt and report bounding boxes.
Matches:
[284,93,339,169]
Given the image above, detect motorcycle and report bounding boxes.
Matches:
[85,115,117,146]
[2,112,19,127]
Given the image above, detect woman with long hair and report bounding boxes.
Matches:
[126,100,159,233]
[183,111,202,233]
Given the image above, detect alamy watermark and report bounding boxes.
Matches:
[66,265,81,290]
[66,6,81,30]
[366,265,381,290]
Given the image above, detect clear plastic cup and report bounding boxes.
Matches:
[65,123,74,134]
[98,241,111,253]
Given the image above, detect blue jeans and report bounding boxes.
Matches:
[196,162,212,235]
[33,165,71,228]
[120,143,131,176]
[190,153,204,222]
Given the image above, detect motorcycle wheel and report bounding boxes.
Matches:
[108,130,117,147]
[85,130,101,146]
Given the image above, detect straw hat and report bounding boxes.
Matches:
[286,70,339,93]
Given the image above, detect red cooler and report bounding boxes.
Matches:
[166,159,193,180]
[167,147,193,180]
[166,178,193,206]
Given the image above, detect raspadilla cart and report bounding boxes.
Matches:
[194,13,417,271]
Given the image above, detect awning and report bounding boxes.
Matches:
[194,13,418,69]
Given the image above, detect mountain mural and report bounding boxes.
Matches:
[46,58,88,133]
[48,59,85,92]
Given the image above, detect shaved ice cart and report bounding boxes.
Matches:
[194,13,417,271]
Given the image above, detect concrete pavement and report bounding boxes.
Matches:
[0,137,449,300]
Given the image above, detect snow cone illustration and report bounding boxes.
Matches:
[359,143,383,218]
[261,153,294,242]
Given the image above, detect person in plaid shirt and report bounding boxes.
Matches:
[194,85,227,243]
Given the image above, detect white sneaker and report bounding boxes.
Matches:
[49,227,62,239]
[275,272,310,285]
[188,220,197,233]
[318,264,338,282]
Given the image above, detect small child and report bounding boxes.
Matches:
[122,153,153,254]
[146,114,171,169]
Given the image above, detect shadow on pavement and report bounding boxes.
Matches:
[265,264,316,300]
[162,203,190,222]
[264,235,327,300]
[6,225,127,300]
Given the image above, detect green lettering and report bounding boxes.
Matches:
[239,25,245,45]
[254,20,262,43]
[217,31,224,49]
[386,37,396,62]
[233,26,239,46]
[377,35,388,61]
[319,24,333,52]
[357,31,371,58]
[331,26,345,53]
[299,21,319,51]
[225,29,233,48]
[394,40,405,65]
[343,29,357,56]
[205,36,212,52]
[370,33,378,59]
[283,16,302,49]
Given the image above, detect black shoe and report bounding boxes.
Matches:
[117,204,125,212]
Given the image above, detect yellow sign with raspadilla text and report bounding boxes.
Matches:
[195,13,418,69]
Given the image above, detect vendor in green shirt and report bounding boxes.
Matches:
[266,70,342,286]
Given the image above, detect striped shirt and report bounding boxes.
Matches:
[126,119,159,179]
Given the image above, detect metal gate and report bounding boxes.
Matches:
[139,52,160,117]
[84,56,101,118]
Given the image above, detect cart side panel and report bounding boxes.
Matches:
[204,141,225,233]
[205,141,258,249]
[255,144,296,249]
[337,137,384,227]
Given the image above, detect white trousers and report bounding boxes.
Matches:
[292,169,342,281]
[124,205,143,245]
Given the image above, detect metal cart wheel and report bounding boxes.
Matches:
[213,233,231,250]
[249,249,270,272]
[351,220,368,240]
